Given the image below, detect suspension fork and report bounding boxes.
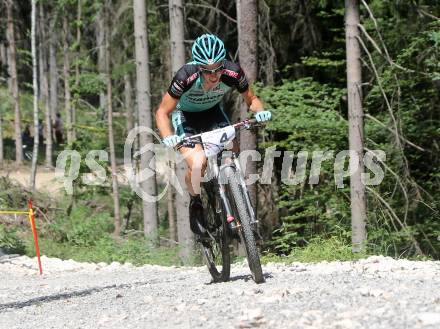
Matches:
[218,182,236,226]
[232,156,258,226]
[209,157,236,226]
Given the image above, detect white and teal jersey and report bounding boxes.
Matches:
[168,60,249,112]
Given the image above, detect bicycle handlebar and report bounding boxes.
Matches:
[174,118,262,150]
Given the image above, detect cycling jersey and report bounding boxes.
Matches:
[167,60,249,112]
[171,104,230,138]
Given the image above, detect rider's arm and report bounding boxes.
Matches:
[155,92,178,138]
[240,88,264,114]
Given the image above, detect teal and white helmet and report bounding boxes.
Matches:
[191,34,226,65]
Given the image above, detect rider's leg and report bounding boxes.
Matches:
[179,144,208,235]
[179,144,207,196]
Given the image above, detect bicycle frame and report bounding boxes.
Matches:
[176,118,260,230]
[208,149,258,231]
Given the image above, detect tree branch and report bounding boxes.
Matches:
[186,2,237,23]
[357,23,417,74]
[187,17,214,35]
[366,186,425,256]
[365,114,425,152]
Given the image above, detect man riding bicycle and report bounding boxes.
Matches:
[155,34,271,236]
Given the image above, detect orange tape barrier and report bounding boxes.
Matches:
[0,199,43,275]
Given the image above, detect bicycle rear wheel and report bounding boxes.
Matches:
[224,166,264,284]
[200,182,230,282]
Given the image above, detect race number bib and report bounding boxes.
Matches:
[200,126,236,157]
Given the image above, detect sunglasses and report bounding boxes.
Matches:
[199,64,224,75]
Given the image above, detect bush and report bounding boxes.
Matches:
[46,205,113,246]
[0,224,26,254]
[262,236,368,263]
[26,234,180,266]
[257,78,350,254]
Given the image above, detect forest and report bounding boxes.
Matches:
[0,0,438,266]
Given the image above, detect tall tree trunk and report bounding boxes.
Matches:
[345,0,367,252]
[49,13,58,124]
[96,8,107,116]
[123,34,135,132]
[0,112,3,167]
[5,0,23,165]
[124,71,134,132]
[122,39,134,133]
[0,43,6,67]
[105,4,121,236]
[237,0,258,207]
[39,4,53,167]
[133,0,158,241]
[167,181,177,242]
[30,0,39,190]
[63,16,73,145]
[169,0,194,262]
[71,0,82,142]
[0,43,4,167]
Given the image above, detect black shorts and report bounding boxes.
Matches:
[171,104,231,137]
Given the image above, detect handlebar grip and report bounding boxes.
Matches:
[174,139,197,150]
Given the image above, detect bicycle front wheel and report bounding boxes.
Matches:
[200,182,230,282]
[224,166,264,284]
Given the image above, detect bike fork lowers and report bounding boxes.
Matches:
[218,182,237,227]
[233,158,258,228]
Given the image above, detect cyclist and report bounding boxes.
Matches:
[156,34,271,236]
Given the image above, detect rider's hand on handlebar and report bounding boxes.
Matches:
[163,134,183,148]
[254,110,272,122]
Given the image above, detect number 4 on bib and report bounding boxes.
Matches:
[220,132,228,143]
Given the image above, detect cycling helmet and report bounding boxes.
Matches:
[191,34,226,65]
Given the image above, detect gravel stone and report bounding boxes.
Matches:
[0,255,439,328]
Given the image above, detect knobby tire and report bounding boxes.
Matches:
[200,182,231,282]
[224,166,264,284]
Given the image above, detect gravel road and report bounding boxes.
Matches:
[0,255,439,329]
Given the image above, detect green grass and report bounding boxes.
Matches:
[25,234,180,266]
[262,236,369,264]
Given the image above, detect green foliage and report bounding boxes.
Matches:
[301,56,345,68]
[0,224,26,254]
[289,236,368,262]
[112,62,136,80]
[28,235,179,266]
[2,0,438,263]
[46,205,113,246]
[70,72,106,95]
[362,20,440,258]
[0,177,31,211]
[259,78,346,149]
[257,78,350,254]
[258,2,439,260]
[23,204,179,266]
[262,236,367,263]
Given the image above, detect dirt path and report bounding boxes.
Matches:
[0,165,62,194]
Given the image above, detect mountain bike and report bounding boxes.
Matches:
[176,119,265,284]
